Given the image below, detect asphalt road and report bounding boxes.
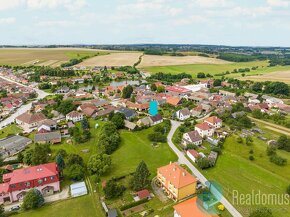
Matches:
[0,75,49,129]
[167,120,243,217]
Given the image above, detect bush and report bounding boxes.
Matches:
[270,155,287,166]
[120,198,148,211]
[22,189,44,210]
[249,155,254,161]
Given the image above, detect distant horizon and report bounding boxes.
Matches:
[1,43,290,49]
[1,0,290,46]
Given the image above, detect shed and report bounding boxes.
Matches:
[108,209,118,217]
[70,181,88,197]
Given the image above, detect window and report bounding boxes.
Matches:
[44,178,47,181]
[10,184,16,188]
[25,182,30,187]
[38,179,43,184]
[50,176,54,180]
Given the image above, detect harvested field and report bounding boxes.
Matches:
[37,60,59,66]
[78,52,142,67]
[137,55,230,67]
[240,70,290,84]
[0,48,109,66]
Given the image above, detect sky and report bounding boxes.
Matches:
[0,0,290,46]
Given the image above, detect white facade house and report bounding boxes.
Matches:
[195,122,214,138]
[176,108,191,121]
[204,116,222,129]
[182,130,202,147]
[66,111,84,123]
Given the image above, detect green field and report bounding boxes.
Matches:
[202,126,290,217]
[0,48,109,66]
[142,61,290,81]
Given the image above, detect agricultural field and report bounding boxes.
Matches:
[77,52,142,67]
[0,48,109,66]
[203,125,290,217]
[137,54,230,68]
[142,60,290,82]
[240,70,290,84]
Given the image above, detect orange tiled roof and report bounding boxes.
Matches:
[204,116,222,124]
[174,197,218,217]
[158,163,196,189]
[166,97,181,106]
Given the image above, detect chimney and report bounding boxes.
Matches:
[182,172,186,176]
[173,166,176,171]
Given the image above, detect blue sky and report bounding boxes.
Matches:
[0,0,290,46]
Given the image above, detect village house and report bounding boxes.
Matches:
[175,108,191,121]
[195,122,215,138]
[182,130,202,147]
[204,116,222,129]
[166,97,182,106]
[116,107,137,120]
[66,111,84,123]
[0,162,60,203]
[262,95,284,107]
[157,162,197,201]
[15,112,47,132]
[219,90,236,97]
[186,149,202,163]
[150,114,163,126]
[165,86,192,97]
[37,119,57,133]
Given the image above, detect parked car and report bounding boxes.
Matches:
[10,205,20,211]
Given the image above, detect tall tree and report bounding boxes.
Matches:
[122,85,133,99]
[87,154,111,176]
[32,144,51,165]
[56,154,65,177]
[131,161,151,191]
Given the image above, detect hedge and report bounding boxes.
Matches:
[120,198,148,211]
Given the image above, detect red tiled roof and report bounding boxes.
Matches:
[3,162,58,185]
[136,189,150,199]
[166,86,191,93]
[166,97,181,106]
[195,122,212,131]
[187,149,200,158]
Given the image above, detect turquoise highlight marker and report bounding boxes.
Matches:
[149,100,158,116]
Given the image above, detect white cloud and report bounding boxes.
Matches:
[26,0,86,11]
[0,17,16,24]
[0,0,22,10]
[267,0,289,7]
[117,0,182,17]
[35,20,76,27]
[192,0,228,8]
[173,15,208,26]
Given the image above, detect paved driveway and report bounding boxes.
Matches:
[167,120,243,217]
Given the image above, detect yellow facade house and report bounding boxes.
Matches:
[157,162,197,201]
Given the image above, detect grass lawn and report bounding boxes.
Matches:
[105,125,178,179]
[142,60,290,81]
[0,124,22,139]
[202,132,290,217]
[14,194,104,217]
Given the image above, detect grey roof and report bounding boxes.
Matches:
[186,130,202,143]
[34,131,61,142]
[0,135,32,158]
[108,209,118,217]
[124,120,137,130]
[117,107,136,119]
